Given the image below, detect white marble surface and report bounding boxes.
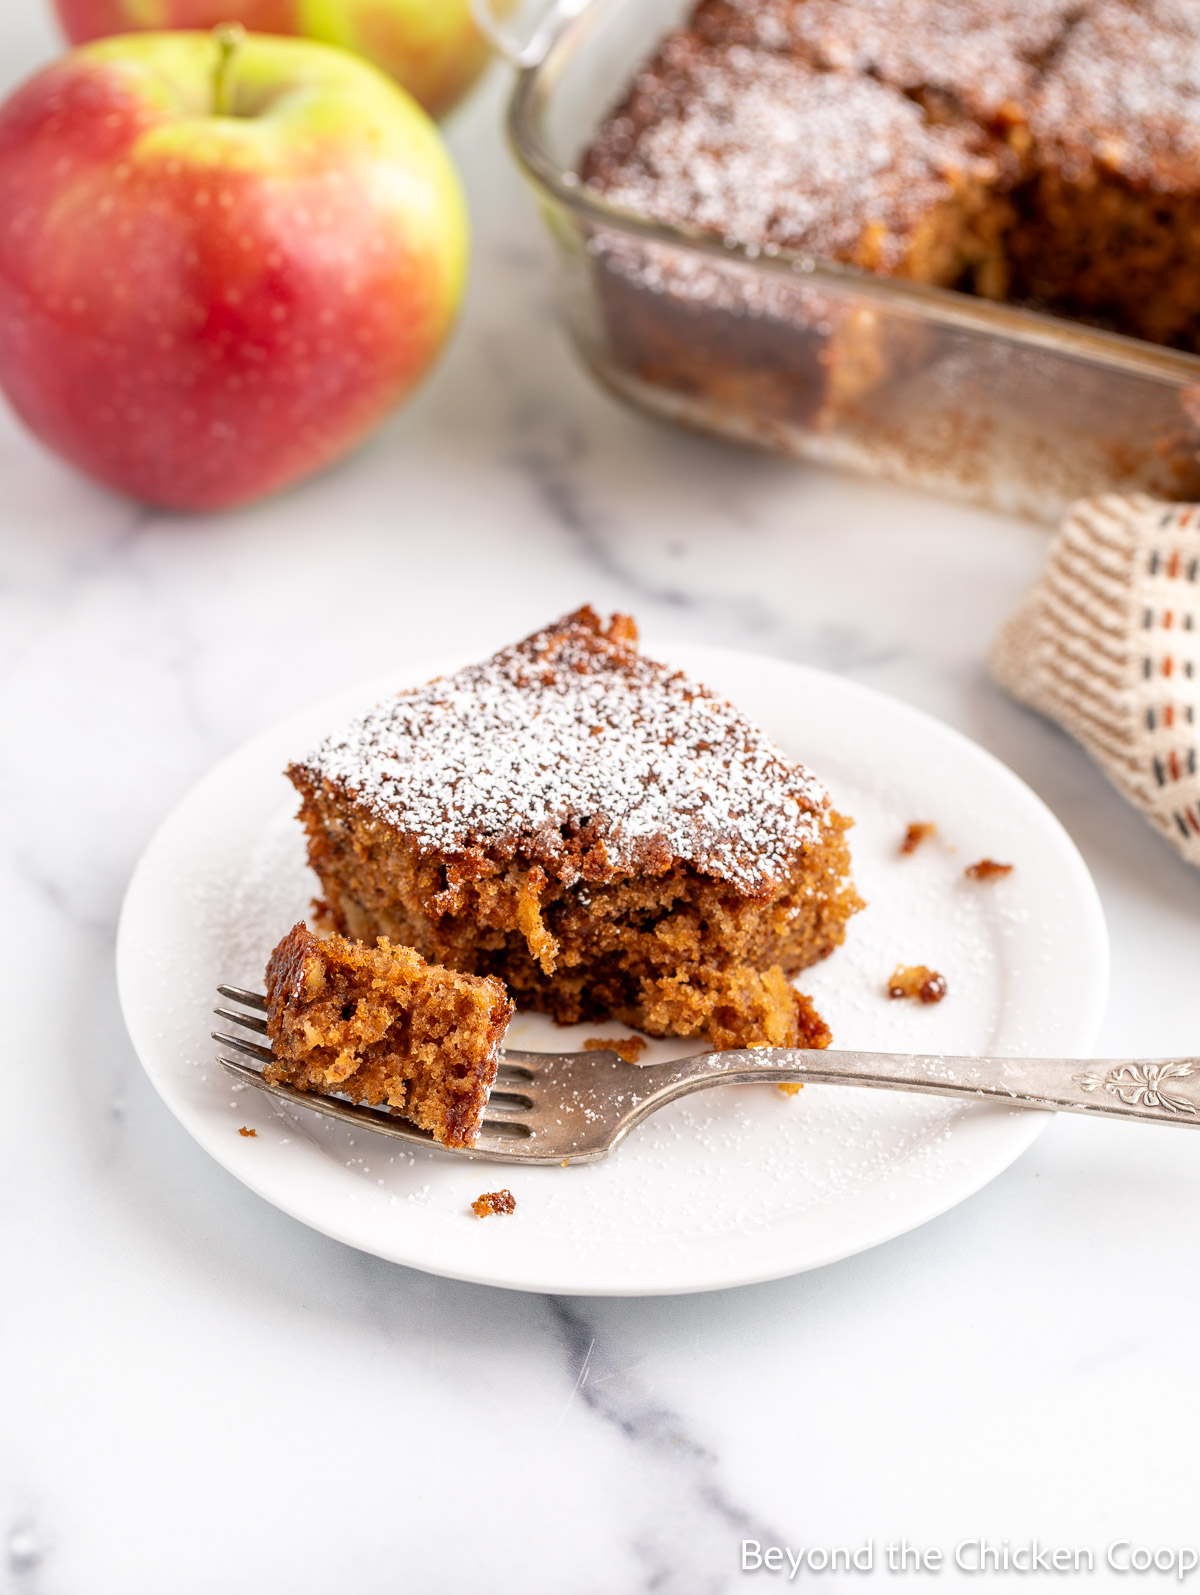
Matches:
[4,5,1200,1591]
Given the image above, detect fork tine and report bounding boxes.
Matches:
[478,1120,533,1141]
[217,985,268,1011]
[212,1029,275,1064]
[217,1055,442,1145]
[213,1004,269,1035]
[211,986,648,1162]
[216,1054,537,1158]
[484,1090,535,1112]
[496,1049,544,1072]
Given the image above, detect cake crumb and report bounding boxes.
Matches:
[900,821,936,854]
[472,1189,516,1218]
[778,1082,804,1096]
[585,1035,647,1064]
[888,965,948,1004]
[238,1126,257,1138]
[965,858,1014,880]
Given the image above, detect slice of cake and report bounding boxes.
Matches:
[288,607,861,1050]
[1012,0,1200,350]
[582,33,1007,288]
[263,923,513,1149]
[578,29,1007,442]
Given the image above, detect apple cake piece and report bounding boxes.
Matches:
[1010,0,1200,350]
[578,29,1008,440]
[288,606,861,1051]
[582,32,1006,288]
[263,922,513,1149]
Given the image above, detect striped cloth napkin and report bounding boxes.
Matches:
[990,493,1200,870]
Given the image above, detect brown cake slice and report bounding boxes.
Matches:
[583,32,1007,287]
[288,607,861,1051]
[585,0,1200,360]
[578,29,1008,440]
[264,923,513,1149]
[1011,0,1200,350]
[690,0,1081,141]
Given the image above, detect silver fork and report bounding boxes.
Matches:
[213,986,1200,1165]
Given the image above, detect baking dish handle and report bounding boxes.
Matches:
[470,0,595,69]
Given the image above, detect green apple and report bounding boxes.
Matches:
[0,29,467,508]
[53,0,510,119]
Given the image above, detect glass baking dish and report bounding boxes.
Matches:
[500,0,1200,521]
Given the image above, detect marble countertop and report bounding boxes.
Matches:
[4,4,1200,1591]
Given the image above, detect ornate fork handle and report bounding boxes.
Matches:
[627,1051,1200,1131]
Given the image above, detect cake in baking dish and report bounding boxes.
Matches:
[580,26,1009,435]
[264,922,512,1149]
[288,607,859,1051]
[577,0,1200,437]
[1010,0,1200,350]
[583,32,1009,290]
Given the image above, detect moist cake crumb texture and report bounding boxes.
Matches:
[264,922,513,1150]
[472,1189,517,1217]
[289,607,860,1052]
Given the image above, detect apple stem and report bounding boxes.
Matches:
[212,22,246,117]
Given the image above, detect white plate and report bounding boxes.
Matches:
[117,645,1109,1296]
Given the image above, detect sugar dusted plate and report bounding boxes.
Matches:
[116,645,1108,1295]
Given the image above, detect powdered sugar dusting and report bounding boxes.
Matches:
[584,38,993,270]
[1032,0,1200,184]
[295,610,828,890]
[693,0,1079,120]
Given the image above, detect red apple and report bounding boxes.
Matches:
[0,29,467,510]
[52,0,507,121]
